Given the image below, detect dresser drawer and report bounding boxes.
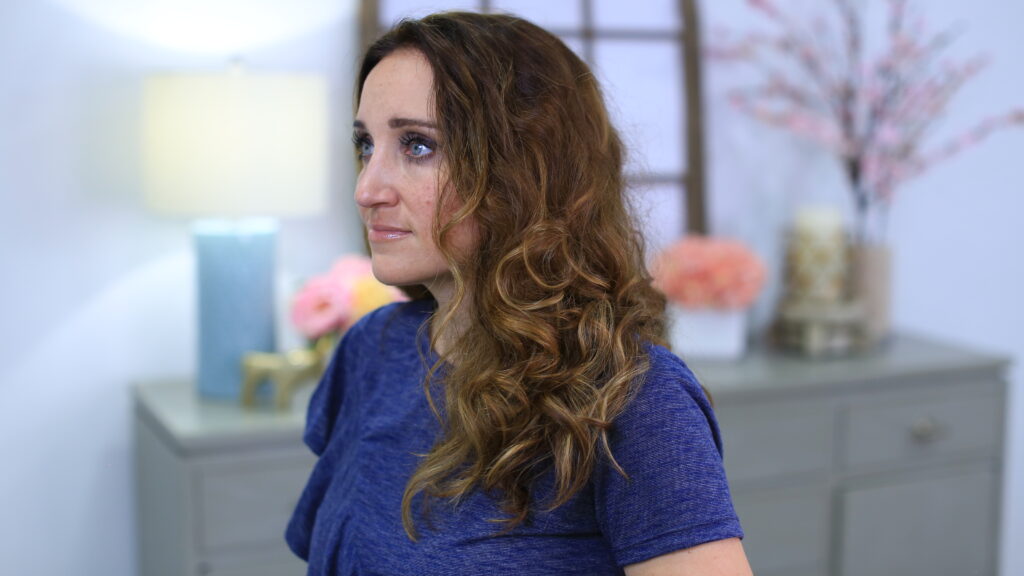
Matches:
[195,451,315,553]
[841,388,1001,470]
[837,466,998,576]
[732,481,829,576]
[716,399,832,485]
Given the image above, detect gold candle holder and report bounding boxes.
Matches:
[772,207,868,357]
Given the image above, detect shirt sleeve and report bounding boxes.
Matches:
[302,302,409,454]
[303,321,361,456]
[287,305,389,559]
[593,345,743,568]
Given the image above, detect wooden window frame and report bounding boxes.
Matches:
[358,0,707,234]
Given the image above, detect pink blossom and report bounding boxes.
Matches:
[327,255,374,284]
[290,254,407,340]
[747,0,779,18]
[290,275,351,340]
[712,0,1023,242]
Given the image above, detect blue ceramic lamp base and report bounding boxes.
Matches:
[194,219,277,399]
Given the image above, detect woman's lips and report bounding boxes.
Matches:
[367,225,412,242]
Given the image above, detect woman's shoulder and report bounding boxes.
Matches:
[638,343,711,408]
[644,343,697,379]
[594,342,741,565]
[612,342,723,455]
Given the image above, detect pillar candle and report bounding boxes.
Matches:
[787,206,848,303]
[194,219,277,399]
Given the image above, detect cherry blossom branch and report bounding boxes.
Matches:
[895,110,1024,187]
[707,0,1023,243]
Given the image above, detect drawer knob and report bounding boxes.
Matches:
[910,416,941,443]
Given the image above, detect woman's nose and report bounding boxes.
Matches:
[354,154,399,208]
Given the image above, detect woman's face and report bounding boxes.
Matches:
[354,49,474,301]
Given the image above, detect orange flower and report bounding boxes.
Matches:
[652,236,767,310]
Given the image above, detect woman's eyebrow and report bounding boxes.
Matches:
[351,118,437,130]
[388,117,437,129]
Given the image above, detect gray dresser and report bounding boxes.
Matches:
[135,333,1008,575]
[692,333,1009,576]
[134,383,313,576]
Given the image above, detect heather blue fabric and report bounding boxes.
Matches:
[286,300,742,575]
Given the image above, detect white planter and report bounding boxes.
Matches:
[667,304,748,360]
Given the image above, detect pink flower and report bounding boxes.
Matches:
[747,0,778,18]
[290,254,408,340]
[290,275,351,339]
[328,255,374,282]
[652,236,767,310]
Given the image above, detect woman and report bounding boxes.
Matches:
[287,11,751,575]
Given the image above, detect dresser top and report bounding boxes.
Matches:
[136,334,1009,452]
[134,381,309,455]
[689,332,1009,401]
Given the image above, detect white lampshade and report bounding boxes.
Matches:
[142,71,328,217]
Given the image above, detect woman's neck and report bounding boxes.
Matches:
[428,284,473,359]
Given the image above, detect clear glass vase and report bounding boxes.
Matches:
[851,193,893,347]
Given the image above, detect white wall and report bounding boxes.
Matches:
[0,1,1020,575]
[0,1,363,574]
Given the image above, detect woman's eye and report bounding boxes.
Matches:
[352,134,373,159]
[409,141,432,157]
[401,134,436,159]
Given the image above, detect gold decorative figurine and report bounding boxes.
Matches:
[240,337,335,410]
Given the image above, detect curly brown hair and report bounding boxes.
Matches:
[356,11,667,538]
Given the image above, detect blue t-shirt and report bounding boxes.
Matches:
[286,300,742,575]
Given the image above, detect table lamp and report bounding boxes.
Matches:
[143,68,327,399]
